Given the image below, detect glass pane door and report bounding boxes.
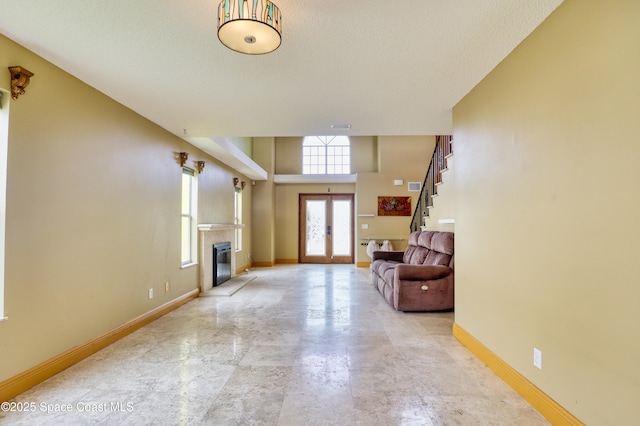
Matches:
[332,199,352,256]
[299,194,354,264]
[305,200,327,256]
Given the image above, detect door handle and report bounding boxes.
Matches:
[327,225,331,235]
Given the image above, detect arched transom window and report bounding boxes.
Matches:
[302,136,351,175]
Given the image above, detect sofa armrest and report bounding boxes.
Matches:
[372,250,405,262]
[395,264,452,281]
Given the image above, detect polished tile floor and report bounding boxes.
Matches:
[2,265,548,425]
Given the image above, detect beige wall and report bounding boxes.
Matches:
[274,136,378,174]
[274,183,356,262]
[272,136,433,264]
[452,0,639,424]
[252,137,276,265]
[227,137,252,157]
[0,35,251,381]
[356,136,435,263]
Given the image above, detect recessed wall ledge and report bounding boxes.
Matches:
[198,223,244,231]
[438,219,455,224]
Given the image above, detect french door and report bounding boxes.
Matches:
[299,194,354,264]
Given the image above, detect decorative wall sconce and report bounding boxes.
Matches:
[195,161,205,173]
[8,66,34,100]
[179,152,189,166]
[241,181,246,189]
[233,177,239,187]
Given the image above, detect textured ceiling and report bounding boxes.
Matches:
[0,0,563,140]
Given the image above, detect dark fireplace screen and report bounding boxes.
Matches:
[213,242,231,286]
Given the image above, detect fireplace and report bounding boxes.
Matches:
[197,223,243,293]
[213,241,232,286]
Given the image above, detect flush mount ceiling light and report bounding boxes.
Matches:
[217,0,282,55]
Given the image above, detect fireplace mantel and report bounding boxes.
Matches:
[197,223,244,293]
[198,223,244,232]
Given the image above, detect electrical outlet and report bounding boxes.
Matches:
[148,288,154,299]
[533,347,542,369]
[165,281,170,292]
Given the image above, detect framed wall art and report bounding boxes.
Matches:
[377,196,411,216]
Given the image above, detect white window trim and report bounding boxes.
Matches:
[0,89,10,321]
[181,167,198,267]
[302,136,351,175]
[234,187,242,251]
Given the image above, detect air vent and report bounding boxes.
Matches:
[408,182,421,192]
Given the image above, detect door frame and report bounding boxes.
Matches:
[298,193,354,264]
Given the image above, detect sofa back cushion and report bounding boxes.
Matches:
[422,232,454,267]
[430,232,454,255]
[407,231,421,246]
[417,231,434,248]
[403,232,421,264]
[403,231,454,266]
[405,246,429,265]
[423,251,452,267]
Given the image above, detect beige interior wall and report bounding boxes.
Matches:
[0,35,246,382]
[227,137,252,157]
[355,173,412,259]
[274,183,355,262]
[274,136,378,175]
[274,137,303,174]
[356,136,434,263]
[271,136,433,264]
[376,136,433,174]
[350,136,378,173]
[252,137,276,265]
[197,154,253,272]
[452,0,639,424]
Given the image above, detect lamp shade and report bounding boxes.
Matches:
[218,0,282,55]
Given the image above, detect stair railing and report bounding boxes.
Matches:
[410,135,452,232]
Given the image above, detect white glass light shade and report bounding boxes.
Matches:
[218,0,282,54]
